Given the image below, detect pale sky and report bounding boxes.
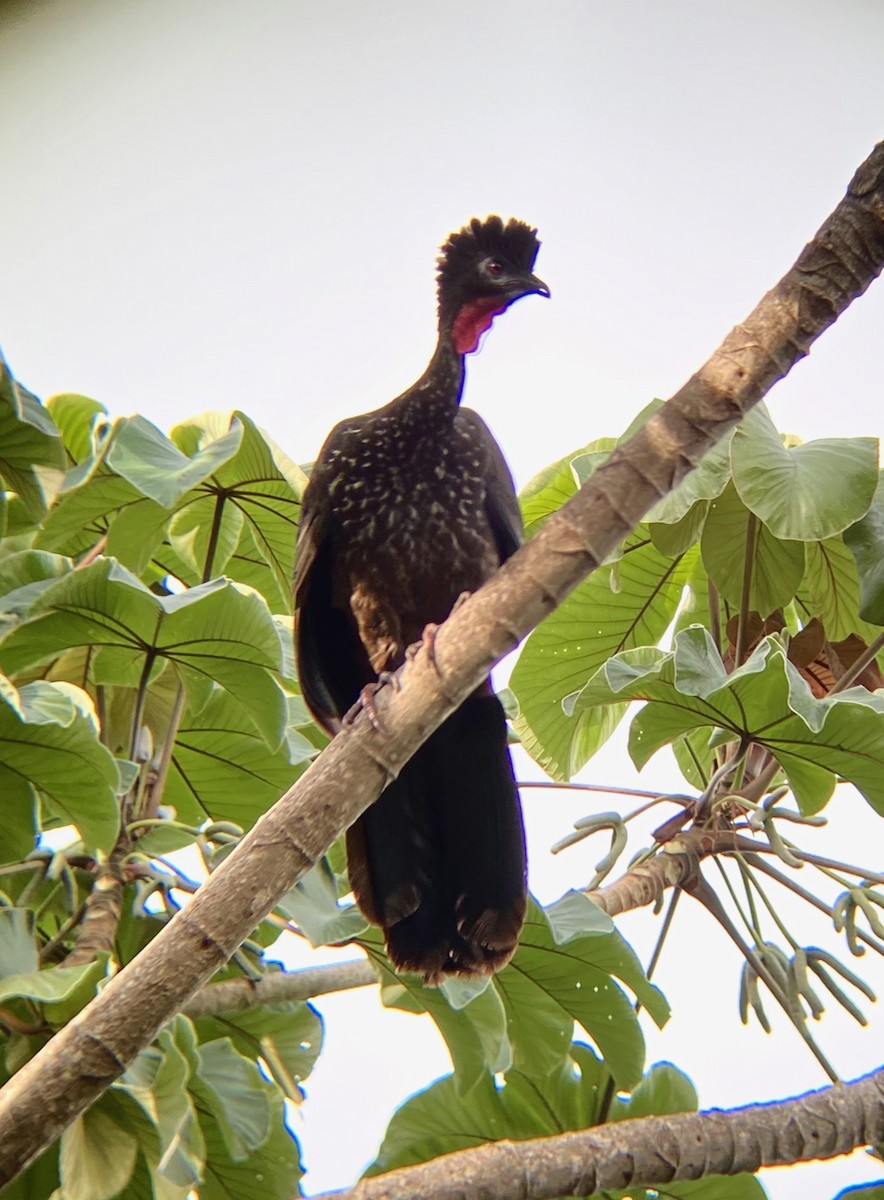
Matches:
[2,2,884,1196]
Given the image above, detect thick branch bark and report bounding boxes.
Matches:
[587,836,699,916]
[63,862,124,969]
[0,142,883,1185]
[311,1068,884,1200]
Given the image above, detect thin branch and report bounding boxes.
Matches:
[182,958,377,1019]
[747,854,884,959]
[686,873,839,1081]
[518,780,665,801]
[310,1068,884,1200]
[2,140,884,1185]
[147,681,186,812]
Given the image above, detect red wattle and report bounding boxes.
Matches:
[452,298,508,355]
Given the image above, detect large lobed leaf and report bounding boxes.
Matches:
[166,688,316,828]
[0,674,119,856]
[511,533,692,779]
[364,893,667,1096]
[0,558,286,748]
[0,355,66,534]
[731,404,878,541]
[844,469,884,626]
[368,1051,763,1199]
[571,626,884,816]
[167,410,307,607]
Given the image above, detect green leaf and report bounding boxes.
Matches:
[798,536,883,643]
[732,404,878,540]
[172,411,307,610]
[574,627,884,816]
[672,725,716,791]
[0,772,37,865]
[35,412,241,563]
[844,471,884,626]
[511,531,691,779]
[168,492,244,579]
[496,898,667,1088]
[60,1103,139,1200]
[166,687,314,828]
[195,997,323,1088]
[105,497,172,575]
[0,909,38,977]
[369,1048,701,1181]
[195,1038,272,1160]
[368,1070,566,1175]
[646,432,733,526]
[621,1061,697,1119]
[519,440,615,538]
[3,958,108,1026]
[106,414,243,509]
[192,1066,301,1200]
[36,468,150,561]
[0,356,65,526]
[0,559,286,747]
[222,520,293,614]
[701,481,805,617]
[649,500,709,556]
[0,550,73,618]
[46,393,107,464]
[369,933,511,1092]
[50,970,119,1039]
[277,860,367,947]
[118,1023,204,1192]
[0,677,119,854]
[615,1177,769,1199]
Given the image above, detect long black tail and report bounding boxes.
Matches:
[346,693,527,983]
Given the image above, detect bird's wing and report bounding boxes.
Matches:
[456,407,523,563]
[292,485,323,612]
[293,470,373,732]
[292,487,337,730]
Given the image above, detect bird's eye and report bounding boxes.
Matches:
[485,258,505,278]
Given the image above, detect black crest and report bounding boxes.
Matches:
[436,216,541,300]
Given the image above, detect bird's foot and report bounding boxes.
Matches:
[406,623,442,676]
[406,594,472,677]
[342,672,399,732]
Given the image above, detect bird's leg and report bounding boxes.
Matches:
[406,592,473,677]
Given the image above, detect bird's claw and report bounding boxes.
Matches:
[406,623,443,677]
[406,595,472,678]
[342,672,399,732]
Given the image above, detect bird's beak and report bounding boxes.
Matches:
[506,272,550,303]
[528,274,551,299]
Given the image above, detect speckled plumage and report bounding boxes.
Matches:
[293,216,548,981]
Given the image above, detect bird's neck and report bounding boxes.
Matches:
[391,330,465,422]
[390,295,506,423]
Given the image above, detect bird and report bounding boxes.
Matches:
[293,216,549,982]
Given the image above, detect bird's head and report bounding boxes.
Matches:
[437,215,549,355]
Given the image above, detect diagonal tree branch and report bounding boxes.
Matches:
[0,141,883,1185]
[310,1067,884,1200]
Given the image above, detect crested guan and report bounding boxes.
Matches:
[293,216,549,981]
